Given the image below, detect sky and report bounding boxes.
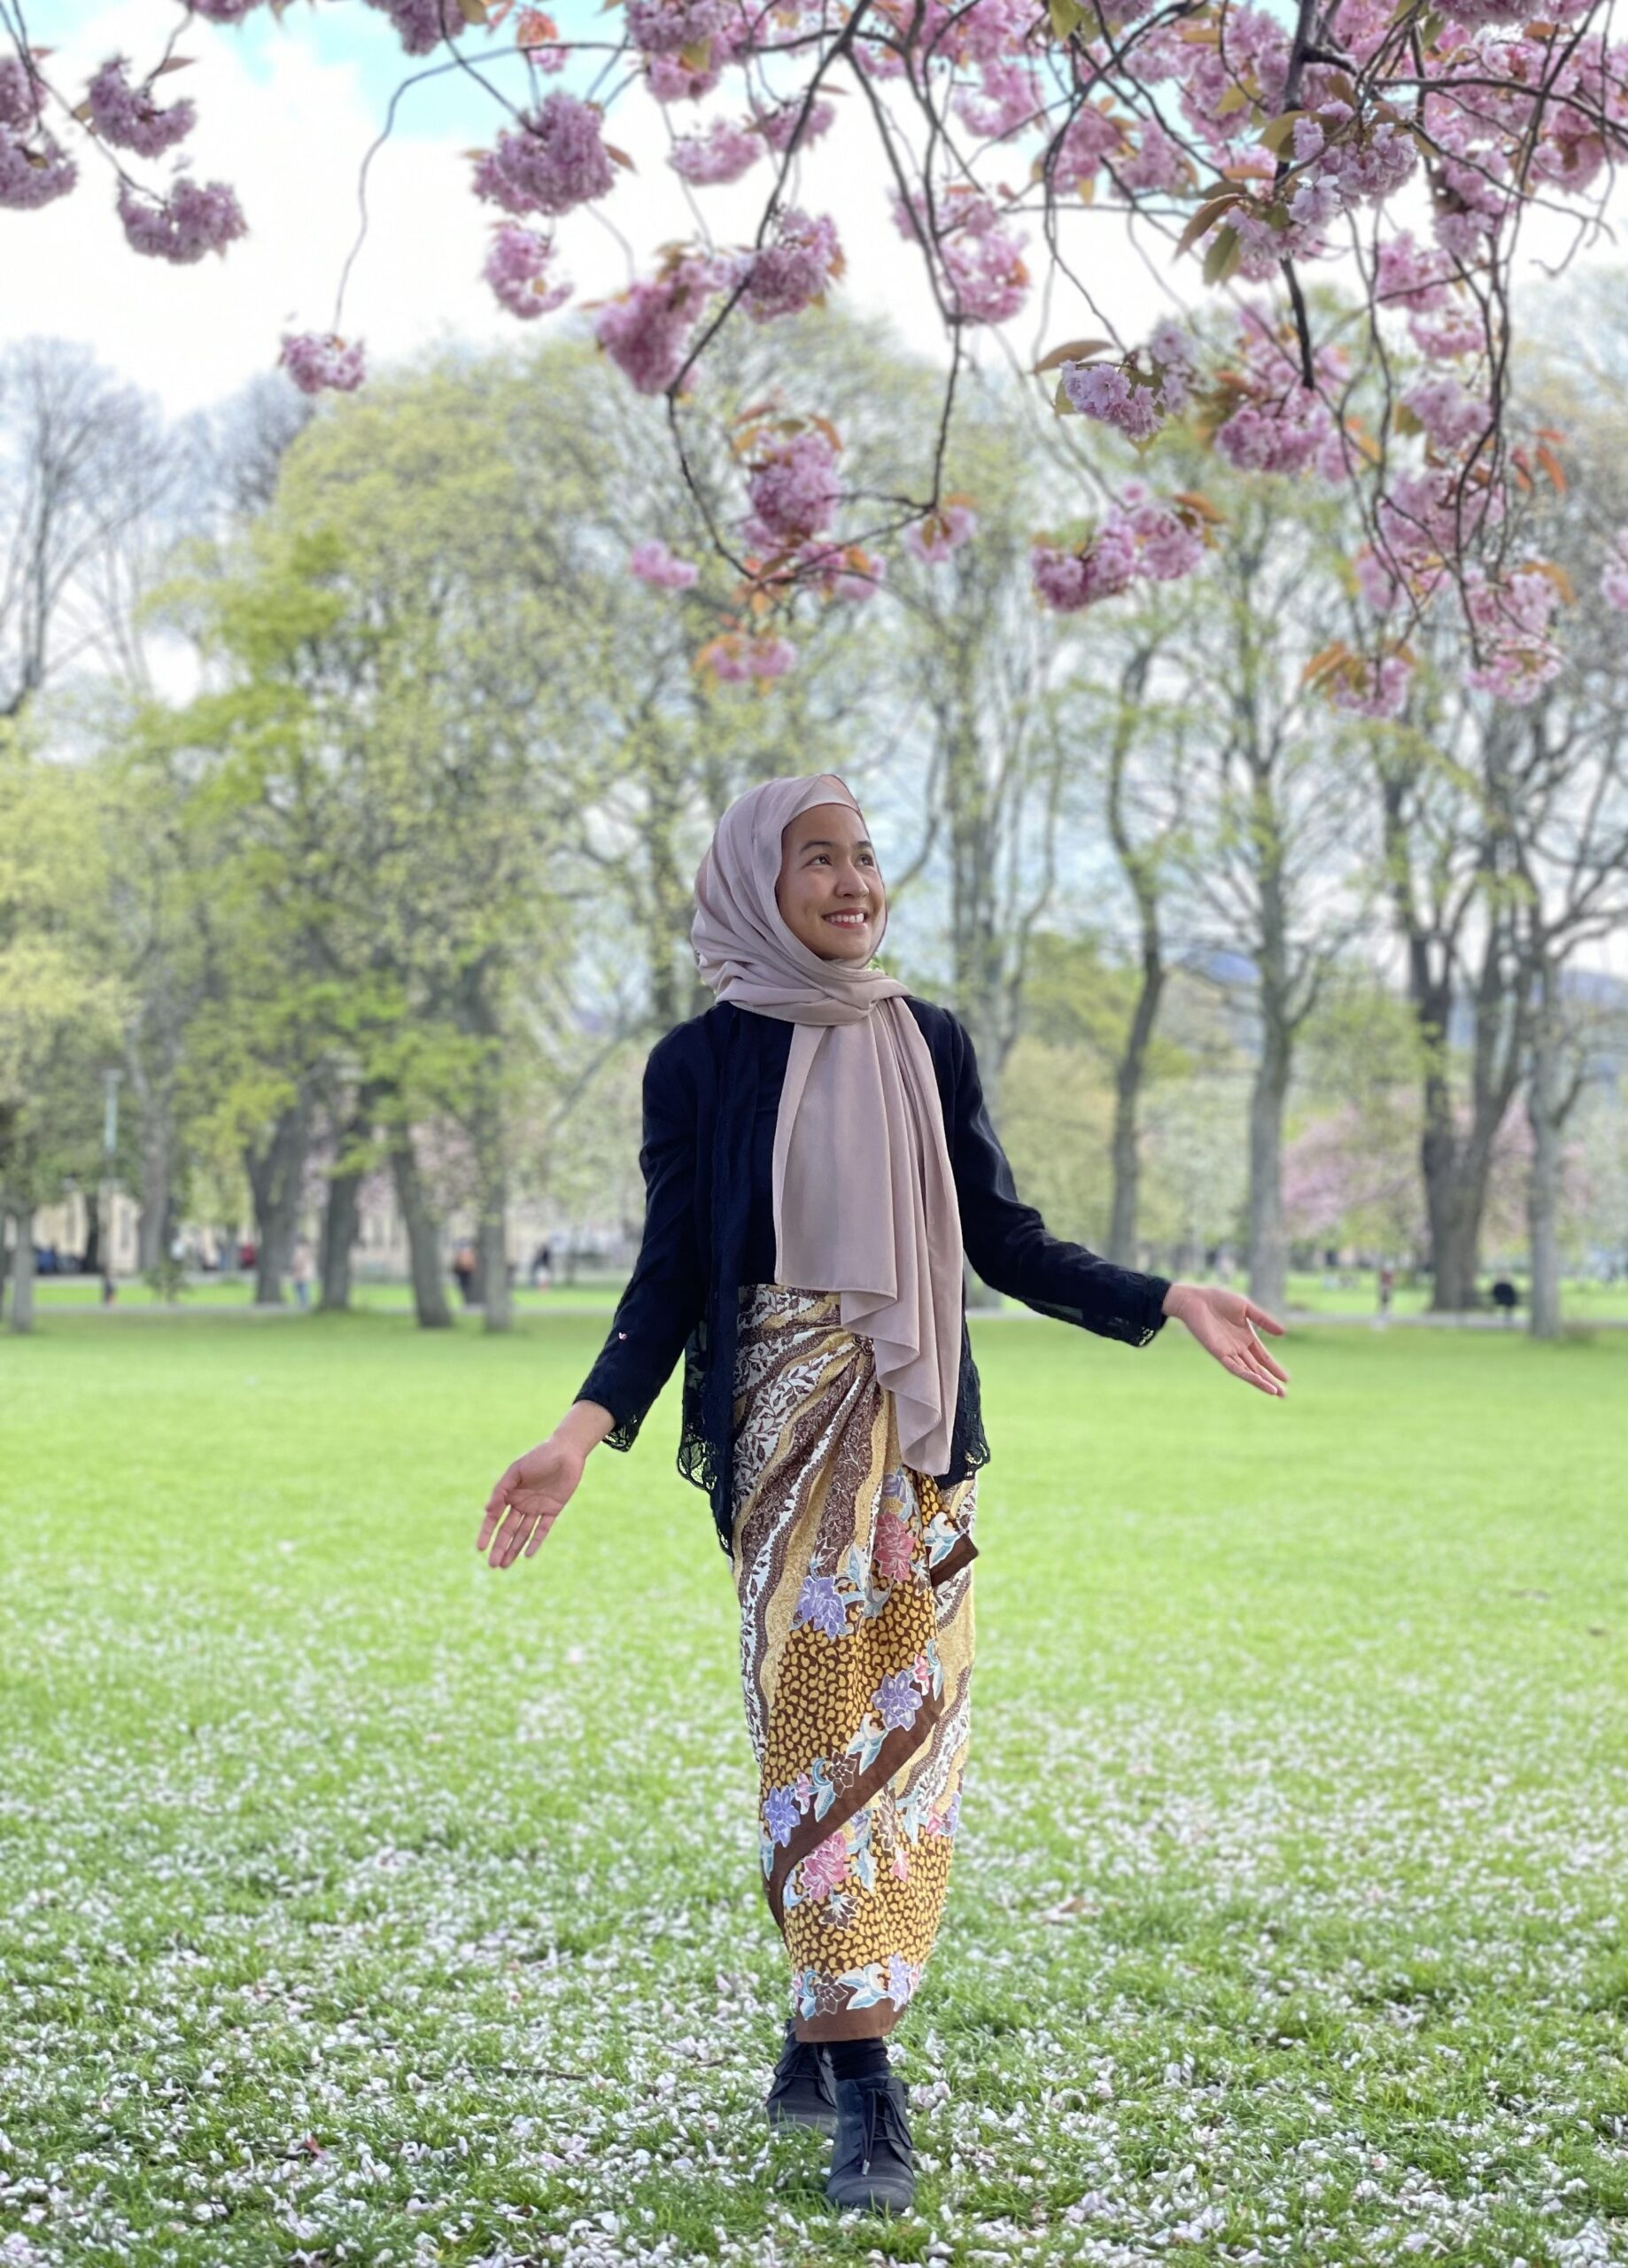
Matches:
[5,0,1213,415]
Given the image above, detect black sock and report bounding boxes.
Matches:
[826,2036,889,2085]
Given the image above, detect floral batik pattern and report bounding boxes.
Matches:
[731,1283,977,2042]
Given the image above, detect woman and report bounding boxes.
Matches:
[477,773,1288,2216]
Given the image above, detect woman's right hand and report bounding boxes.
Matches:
[477,1402,613,1568]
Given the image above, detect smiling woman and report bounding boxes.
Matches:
[773,807,883,960]
[476,769,1290,2215]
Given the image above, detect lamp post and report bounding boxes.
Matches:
[102,1068,121,1305]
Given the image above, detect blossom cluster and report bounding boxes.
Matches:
[482,223,571,321]
[470,91,615,221]
[891,184,1028,326]
[279,332,368,395]
[0,52,75,209]
[1058,321,1198,445]
[628,537,700,589]
[1032,483,1212,614]
[85,58,196,156]
[593,248,732,395]
[117,177,246,263]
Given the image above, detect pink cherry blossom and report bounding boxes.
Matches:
[1061,361,1163,443]
[1375,230,1453,311]
[594,252,723,394]
[668,118,761,185]
[1118,118,1192,193]
[362,0,465,54]
[1053,102,1125,191]
[483,223,570,319]
[0,70,75,210]
[626,0,737,54]
[629,536,700,588]
[86,58,197,154]
[1403,376,1489,452]
[1214,389,1334,478]
[903,502,977,564]
[756,96,835,152]
[1125,494,1205,581]
[278,331,367,394]
[646,50,723,99]
[118,178,246,262]
[1328,648,1415,718]
[472,92,615,219]
[955,56,1043,140]
[0,53,42,126]
[892,184,1030,325]
[740,207,841,322]
[744,428,840,545]
[705,631,799,680]
[1033,485,1212,614]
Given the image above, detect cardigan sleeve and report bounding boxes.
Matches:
[573,1028,706,1449]
[946,1012,1173,1346]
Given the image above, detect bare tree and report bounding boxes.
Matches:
[1162,486,1377,1311]
[0,339,177,714]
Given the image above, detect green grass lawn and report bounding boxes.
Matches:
[2,1309,1624,2267]
[30,1264,1628,1324]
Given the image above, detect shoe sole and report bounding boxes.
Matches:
[826,2179,915,2214]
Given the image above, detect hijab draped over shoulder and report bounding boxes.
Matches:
[690,773,963,1476]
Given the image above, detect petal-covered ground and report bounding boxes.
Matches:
[1,1309,1624,2266]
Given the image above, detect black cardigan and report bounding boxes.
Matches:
[575,997,1173,1555]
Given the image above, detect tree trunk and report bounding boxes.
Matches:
[391,1135,452,1329]
[246,1093,311,1304]
[477,1209,510,1332]
[1526,953,1562,1340]
[1246,1023,1290,1313]
[6,1205,36,1332]
[136,1108,175,1275]
[318,1084,384,1312]
[82,1186,103,1276]
[1108,954,1163,1267]
[320,1164,362,1312]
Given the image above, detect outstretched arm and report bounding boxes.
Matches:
[477,1029,706,1568]
[946,1015,1288,1396]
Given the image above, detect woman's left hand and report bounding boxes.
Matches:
[1162,1282,1290,1397]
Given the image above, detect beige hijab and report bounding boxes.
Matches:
[691,773,963,1475]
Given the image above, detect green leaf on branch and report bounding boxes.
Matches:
[1258,109,1306,153]
[1049,0,1087,36]
[1202,222,1243,283]
[1175,191,1242,255]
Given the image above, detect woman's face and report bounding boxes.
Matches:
[775,800,885,963]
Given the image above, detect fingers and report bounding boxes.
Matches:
[1249,1337,1291,1385]
[1245,1302,1287,1337]
[478,1462,520,1548]
[492,1503,534,1569]
[1233,1333,1297,1387]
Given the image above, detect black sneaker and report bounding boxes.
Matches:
[825,2071,915,2214]
[764,2018,838,2134]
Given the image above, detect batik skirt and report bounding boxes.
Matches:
[731,1282,979,2042]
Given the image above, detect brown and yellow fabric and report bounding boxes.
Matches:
[731,1282,978,2042]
